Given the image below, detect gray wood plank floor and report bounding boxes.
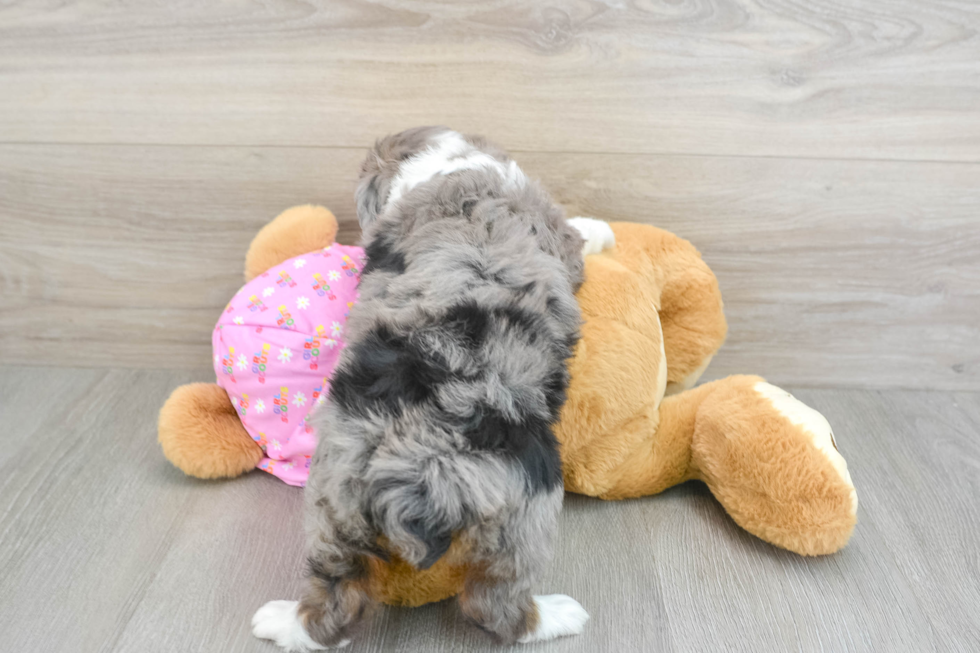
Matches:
[1,365,977,653]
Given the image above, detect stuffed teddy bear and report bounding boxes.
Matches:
[159,205,365,485]
[159,205,857,607]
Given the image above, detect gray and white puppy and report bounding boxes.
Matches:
[253,127,614,650]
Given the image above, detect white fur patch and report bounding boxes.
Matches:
[568,217,616,256]
[754,382,858,516]
[385,131,526,209]
[252,600,349,651]
[518,594,589,643]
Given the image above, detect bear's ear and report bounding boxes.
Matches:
[245,205,338,281]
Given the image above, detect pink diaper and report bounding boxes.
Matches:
[212,244,365,486]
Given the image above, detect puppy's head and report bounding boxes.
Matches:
[355,125,450,229]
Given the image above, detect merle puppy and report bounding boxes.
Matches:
[253,127,614,650]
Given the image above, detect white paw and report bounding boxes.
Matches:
[252,600,348,651]
[519,594,589,643]
[568,217,615,256]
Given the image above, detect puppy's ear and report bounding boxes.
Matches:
[355,166,386,229]
[356,126,450,229]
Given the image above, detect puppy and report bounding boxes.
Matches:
[253,127,614,650]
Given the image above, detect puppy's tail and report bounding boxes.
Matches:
[399,514,454,570]
[367,451,508,569]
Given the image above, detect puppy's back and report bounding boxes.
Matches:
[309,129,583,570]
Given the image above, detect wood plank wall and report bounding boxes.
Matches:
[1,0,978,390]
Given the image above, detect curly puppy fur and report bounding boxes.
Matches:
[299,127,587,646]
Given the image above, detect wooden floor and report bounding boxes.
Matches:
[2,1,980,651]
[0,365,978,652]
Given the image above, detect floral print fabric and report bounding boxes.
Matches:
[212,244,365,486]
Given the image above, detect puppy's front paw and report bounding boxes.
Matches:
[252,600,347,651]
[568,217,615,256]
[519,594,590,643]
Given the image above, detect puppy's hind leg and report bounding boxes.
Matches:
[253,530,373,651]
[458,488,589,644]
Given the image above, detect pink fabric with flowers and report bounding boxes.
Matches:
[212,244,365,486]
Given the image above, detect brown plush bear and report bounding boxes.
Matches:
[159,206,858,607]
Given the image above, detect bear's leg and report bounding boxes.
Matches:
[603,223,728,394]
[689,375,858,555]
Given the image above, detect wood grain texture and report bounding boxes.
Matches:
[1,0,979,161]
[1,365,979,652]
[2,144,977,389]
